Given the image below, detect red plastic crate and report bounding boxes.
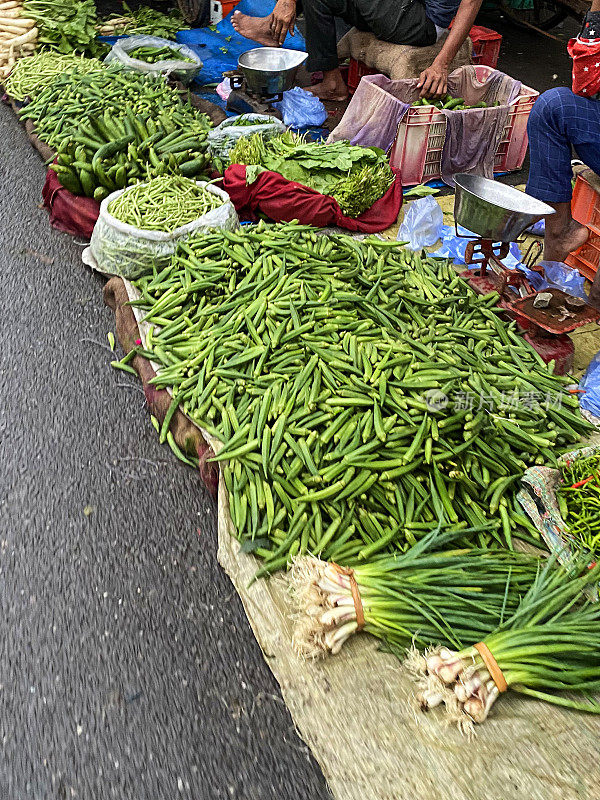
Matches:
[389,65,538,186]
[470,26,502,68]
[347,58,378,94]
[565,173,600,281]
[210,0,240,23]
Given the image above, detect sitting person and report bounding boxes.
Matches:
[526,3,600,305]
[232,0,483,100]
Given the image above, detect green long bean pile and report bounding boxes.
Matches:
[4,52,102,102]
[557,452,600,552]
[127,223,592,573]
[108,176,224,232]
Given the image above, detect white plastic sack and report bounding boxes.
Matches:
[104,35,203,85]
[85,181,238,279]
[397,195,444,250]
[208,114,286,161]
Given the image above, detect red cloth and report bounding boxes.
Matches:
[42,167,100,239]
[223,164,403,232]
[568,36,600,98]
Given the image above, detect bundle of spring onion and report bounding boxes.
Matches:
[0,0,37,80]
[22,0,97,54]
[122,223,592,573]
[108,176,223,233]
[411,557,600,731]
[4,51,101,100]
[556,450,600,553]
[229,132,394,218]
[97,4,189,40]
[291,527,542,658]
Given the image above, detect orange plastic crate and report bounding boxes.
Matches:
[565,173,600,280]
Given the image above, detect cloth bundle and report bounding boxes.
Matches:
[568,13,600,99]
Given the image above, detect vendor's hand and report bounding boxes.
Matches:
[417,62,449,98]
[270,0,296,45]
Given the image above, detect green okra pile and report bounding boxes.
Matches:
[127,223,592,574]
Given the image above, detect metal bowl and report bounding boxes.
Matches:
[238,47,308,96]
[453,173,555,242]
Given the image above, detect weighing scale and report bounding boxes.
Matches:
[453,174,600,374]
[226,47,308,117]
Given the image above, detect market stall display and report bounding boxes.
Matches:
[125,223,592,577]
[229,132,394,218]
[0,0,37,80]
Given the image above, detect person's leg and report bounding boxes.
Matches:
[527,87,600,265]
[305,0,436,99]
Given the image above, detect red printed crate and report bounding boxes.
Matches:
[470,25,502,68]
[347,58,378,94]
[389,65,538,186]
[565,173,600,281]
[210,0,240,23]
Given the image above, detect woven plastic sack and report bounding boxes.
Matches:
[104,36,202,85]
[207,114,286,161]
[518,444,600,566]
[85,181,238,279]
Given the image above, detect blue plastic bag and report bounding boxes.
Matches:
[580,351,600,418]
[539,260,588,300]
[272,87,327,127]
[397,196,444,251]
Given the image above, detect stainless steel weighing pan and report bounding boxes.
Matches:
[454,173,555,242]
[238,48,308,96]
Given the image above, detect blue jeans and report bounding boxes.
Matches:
[526,87,600,204]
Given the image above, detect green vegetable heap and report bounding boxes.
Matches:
[108,176,223,232]
[128,46,195,64]
[98,3,190,39]
[20,66,209,150]
[557,451,600,553]
[229,132,395,218]
[4,52,102,102]
[23,0,98,54]
[128,223,592,575]
[411,94,500,111]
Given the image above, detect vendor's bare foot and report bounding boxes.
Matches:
[307,69,348,101]
[232,11,280,46]
[544,219,589,262]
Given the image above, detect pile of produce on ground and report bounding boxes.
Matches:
[97,3,189,39]
[22,0,97,54]
[291,527,542,657]
[50,107,211,201]
[124,222,592,575]
[3,50,101,100]
[229,132,394,218]
[0,0,37,79]
[127,45,194,64]
[107,176,224,232]
[411,94,500,110]
[557,451,600,553]
[411,556,600,729]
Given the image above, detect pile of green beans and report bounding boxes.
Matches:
[4,53,103,102]
[557,452,600,552]
[108,176,223,232]
[128,46,195,64]
[411,94,500,111]
[19,65,210,150]
[128,223,592,574]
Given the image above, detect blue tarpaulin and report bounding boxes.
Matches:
[177,0,306,86]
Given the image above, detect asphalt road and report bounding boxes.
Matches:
[0,104,329,800]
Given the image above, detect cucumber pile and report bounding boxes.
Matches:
[412,94,501,111]
[50,109,211,202]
